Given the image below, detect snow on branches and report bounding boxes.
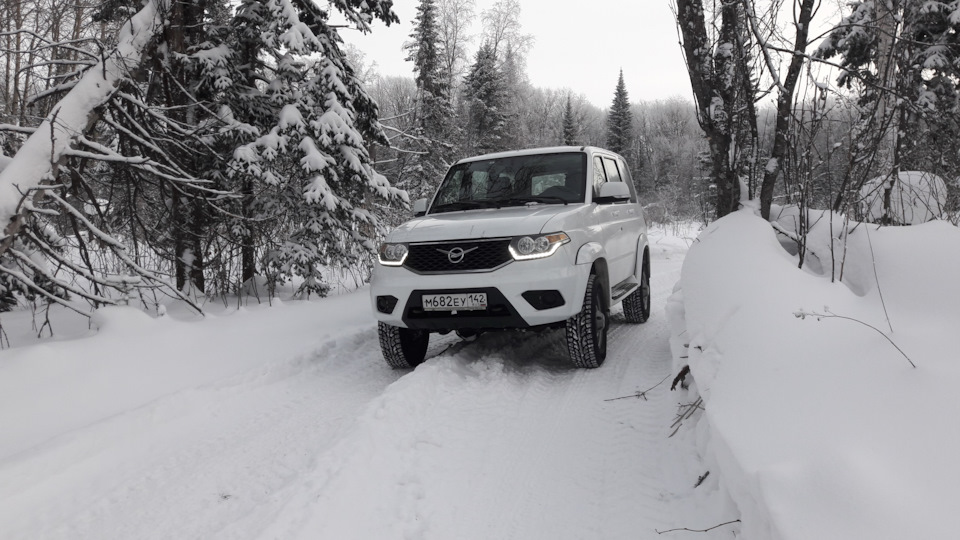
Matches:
[0,0,404,315]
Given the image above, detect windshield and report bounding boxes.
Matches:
[430,152,587,214]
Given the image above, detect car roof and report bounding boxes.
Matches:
[454,146,621,165]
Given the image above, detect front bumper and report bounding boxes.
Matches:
[370,255,588,331]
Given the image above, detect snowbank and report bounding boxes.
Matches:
[669,209,960,539]
[0,295,374,461]
[859,170,948,224]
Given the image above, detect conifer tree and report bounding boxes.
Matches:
[606,70,633,155]
[405,0,449,136]
[402,0,455,199]
[223,0,405,296]
[562,95,578,146]
[464,43,508,154]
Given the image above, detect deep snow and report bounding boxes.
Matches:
[1,226,734,539]
[5,212,954,540]
[669,208,960,539]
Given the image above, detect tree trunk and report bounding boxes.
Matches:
[758,0,817,220]
[675,0,742,219]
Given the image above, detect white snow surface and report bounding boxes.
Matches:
[5,214,956,539]
[669,209,960,539]
[2,227,740,539]
[859,170,949,224]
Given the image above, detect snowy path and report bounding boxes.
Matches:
[1,232,710,540]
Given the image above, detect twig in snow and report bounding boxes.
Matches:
[694,471,710,488]
[864,224,894,333]
[794,308,916,368]
[670,365,691,391]
[669,397,704,438]
[0,319,8,349]
[604,373,672,402]
[656,519,741,534]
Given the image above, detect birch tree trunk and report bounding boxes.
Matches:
[675,0,742,218]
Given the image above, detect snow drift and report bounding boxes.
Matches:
[859,170,949,224]
[669,208,960,539]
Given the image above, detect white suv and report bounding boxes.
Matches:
[370,146,650,369]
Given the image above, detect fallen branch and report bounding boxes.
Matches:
[669,397,704,438]
[656,519,741,534]
[604,373,671,402]
[795,308,916,368]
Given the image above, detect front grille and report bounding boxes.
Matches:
[404,238,513,273]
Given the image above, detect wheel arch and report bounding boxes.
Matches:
[590,258,611,312]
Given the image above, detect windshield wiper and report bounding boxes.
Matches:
[430,200,497,213]
[497,196,569,207]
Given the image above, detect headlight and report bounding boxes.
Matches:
[378,242,409,266]
[509,232,570,260]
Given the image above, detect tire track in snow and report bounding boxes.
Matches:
[1,230,706,540]
[0,324,418,540]
[260,237,699,540]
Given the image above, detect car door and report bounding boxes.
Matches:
[591,155,633,285]
[615,155,646,278]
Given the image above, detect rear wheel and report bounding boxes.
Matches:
[378,322,429,369]
[622,265,651,324]
[565,274,607,368]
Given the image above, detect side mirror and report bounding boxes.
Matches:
[412,198,428,216]
[594,182,630,204]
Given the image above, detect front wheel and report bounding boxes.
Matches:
[565,274,608,369]
[378,322,429,369]
[622,266,651,324]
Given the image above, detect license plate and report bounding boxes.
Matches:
[422,293,488,311]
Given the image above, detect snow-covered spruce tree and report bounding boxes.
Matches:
[498,45,526,150]
[562,95,578,146]
[606,70,633,155]
[406,0,450,138]
[401,0,455,200]
[224,0,405,297]
[816,0,960,217]
[464,43,508,154]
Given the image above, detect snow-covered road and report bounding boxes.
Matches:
[2,230,722,540]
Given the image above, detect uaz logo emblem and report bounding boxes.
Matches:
[436,246,478,264]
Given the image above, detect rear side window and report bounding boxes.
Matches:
[593,156,607,195]
[601,157,622,183]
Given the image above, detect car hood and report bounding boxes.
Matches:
[387,205,583,242]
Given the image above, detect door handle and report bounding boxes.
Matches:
[612,211,621,217]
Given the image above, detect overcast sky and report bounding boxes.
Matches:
[341,0,693,109]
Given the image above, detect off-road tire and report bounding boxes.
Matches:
[565,274,608,368]
[378,322,429,369]
[622,266,651,324]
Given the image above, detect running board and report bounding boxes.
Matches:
[611,280,639,302]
